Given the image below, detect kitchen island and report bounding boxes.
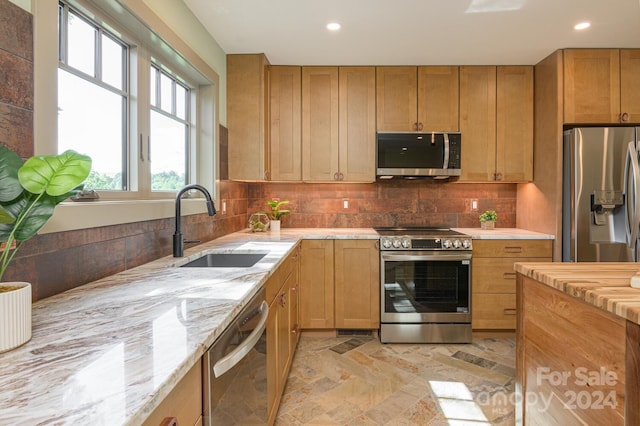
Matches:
[515,262,640,425]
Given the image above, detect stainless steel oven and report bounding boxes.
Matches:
[203,289,268,425]
[376,228,472,343]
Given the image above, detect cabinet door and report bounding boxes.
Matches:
[302,67,339,181]
[459,66,497,181]
[621,49,640,124]
[334,240,380,329]
[496,66,533,182]
[376,66,418,131]
[472,293,517,330]
[563,49,620,124]
[270,66,301,181]
[288,247,300,354]
[228,54,269,181]
[300,240,334,328]
[417,66,459,132]
[339,67,376,182]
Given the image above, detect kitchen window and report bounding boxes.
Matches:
[57,2,197,196]
[33,0,221,233]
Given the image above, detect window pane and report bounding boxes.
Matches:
[176,83,187,120]
[150,111,186,191]
[102,34,124,90]
[160,73,172,113]
[58,68,125,190]
[67,11,96,76]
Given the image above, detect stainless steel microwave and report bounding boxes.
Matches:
[376,132,461,179]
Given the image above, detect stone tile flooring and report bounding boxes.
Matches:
[275,336,516,425]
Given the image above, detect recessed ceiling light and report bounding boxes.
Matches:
[574,21,591,30]
[326,22,341,31]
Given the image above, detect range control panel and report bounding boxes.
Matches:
[379,236,472,251]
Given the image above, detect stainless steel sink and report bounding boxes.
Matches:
[179,252,267,268]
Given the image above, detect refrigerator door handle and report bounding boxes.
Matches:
[624,141,640,248]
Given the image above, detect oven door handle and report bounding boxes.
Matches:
[381,253,471,262]
[213,300,269,378]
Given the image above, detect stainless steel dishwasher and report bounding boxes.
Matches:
[202,289,268,425]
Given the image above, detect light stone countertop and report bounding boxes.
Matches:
[0,228,377,425]
[515,262,640,325]
[452,228,555,239]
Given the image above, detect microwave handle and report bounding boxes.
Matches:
[443,133,450,169]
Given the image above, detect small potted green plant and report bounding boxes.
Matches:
[479,210,497,230]
[266,199,290,232]
[0,145,91,352]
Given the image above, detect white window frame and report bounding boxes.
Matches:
[33,0,220,234]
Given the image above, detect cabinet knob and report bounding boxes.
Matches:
[502,272,517,280]
[333,172,339,181]
[339,172,344,181]
[621,112,630,122]
[503,308,517,316]
[160,418,178,426]
[503,246,523,253]
[264,170,271,180]
[418,122,423,131]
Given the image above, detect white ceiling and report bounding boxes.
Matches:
[183,0,640,66]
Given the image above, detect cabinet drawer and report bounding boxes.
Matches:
[473,257,547,293]
[266,245,300,304]
[472,239,552,258]
[472,293,517,330]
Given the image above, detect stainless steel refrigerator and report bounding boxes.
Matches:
[563,127,640,262]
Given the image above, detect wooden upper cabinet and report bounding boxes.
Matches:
[496,66,533,182]
[417,66,459,131]
[621,49,640,124]
[227,54,269,181]
[376,67,418,131]
[376,66,460,132]
[459,66,497,181]
[563,48,640,124]
[270,66,302,181]
[338,67,376,182]
[564,49,621,124]
[302,67,339,181]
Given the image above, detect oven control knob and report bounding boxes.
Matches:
[401,238,411,249]
[382,238,392,249]
[462,239,471,249]
[442,239,452,249]
[392,238,402,248]
[452,239,461,249]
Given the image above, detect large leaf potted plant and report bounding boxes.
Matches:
[0,145,91,352]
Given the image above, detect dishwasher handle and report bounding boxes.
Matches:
[213,300,269,378]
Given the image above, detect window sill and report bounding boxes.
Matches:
[39,198,210,234]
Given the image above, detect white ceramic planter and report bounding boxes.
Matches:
[270,220,281,232]
[0,282,32,353]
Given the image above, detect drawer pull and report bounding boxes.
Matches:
[503,308,517,316]
[503,246,523,253]
[502,272,517,280]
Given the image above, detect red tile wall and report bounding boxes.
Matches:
[248,181,516,229]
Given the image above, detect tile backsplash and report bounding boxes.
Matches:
[248,181,516,229]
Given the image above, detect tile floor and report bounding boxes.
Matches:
[275,336,516,425]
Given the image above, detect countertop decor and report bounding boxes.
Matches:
[0,146,91,353]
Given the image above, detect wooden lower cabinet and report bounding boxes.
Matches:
[142,359,202,426]
[267,245,300,425]
[472,239,552,332]
[300,239,379,331]
[334,240,380,329]
[300,240,335,328]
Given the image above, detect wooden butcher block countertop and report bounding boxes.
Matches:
[515,262,640,325]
